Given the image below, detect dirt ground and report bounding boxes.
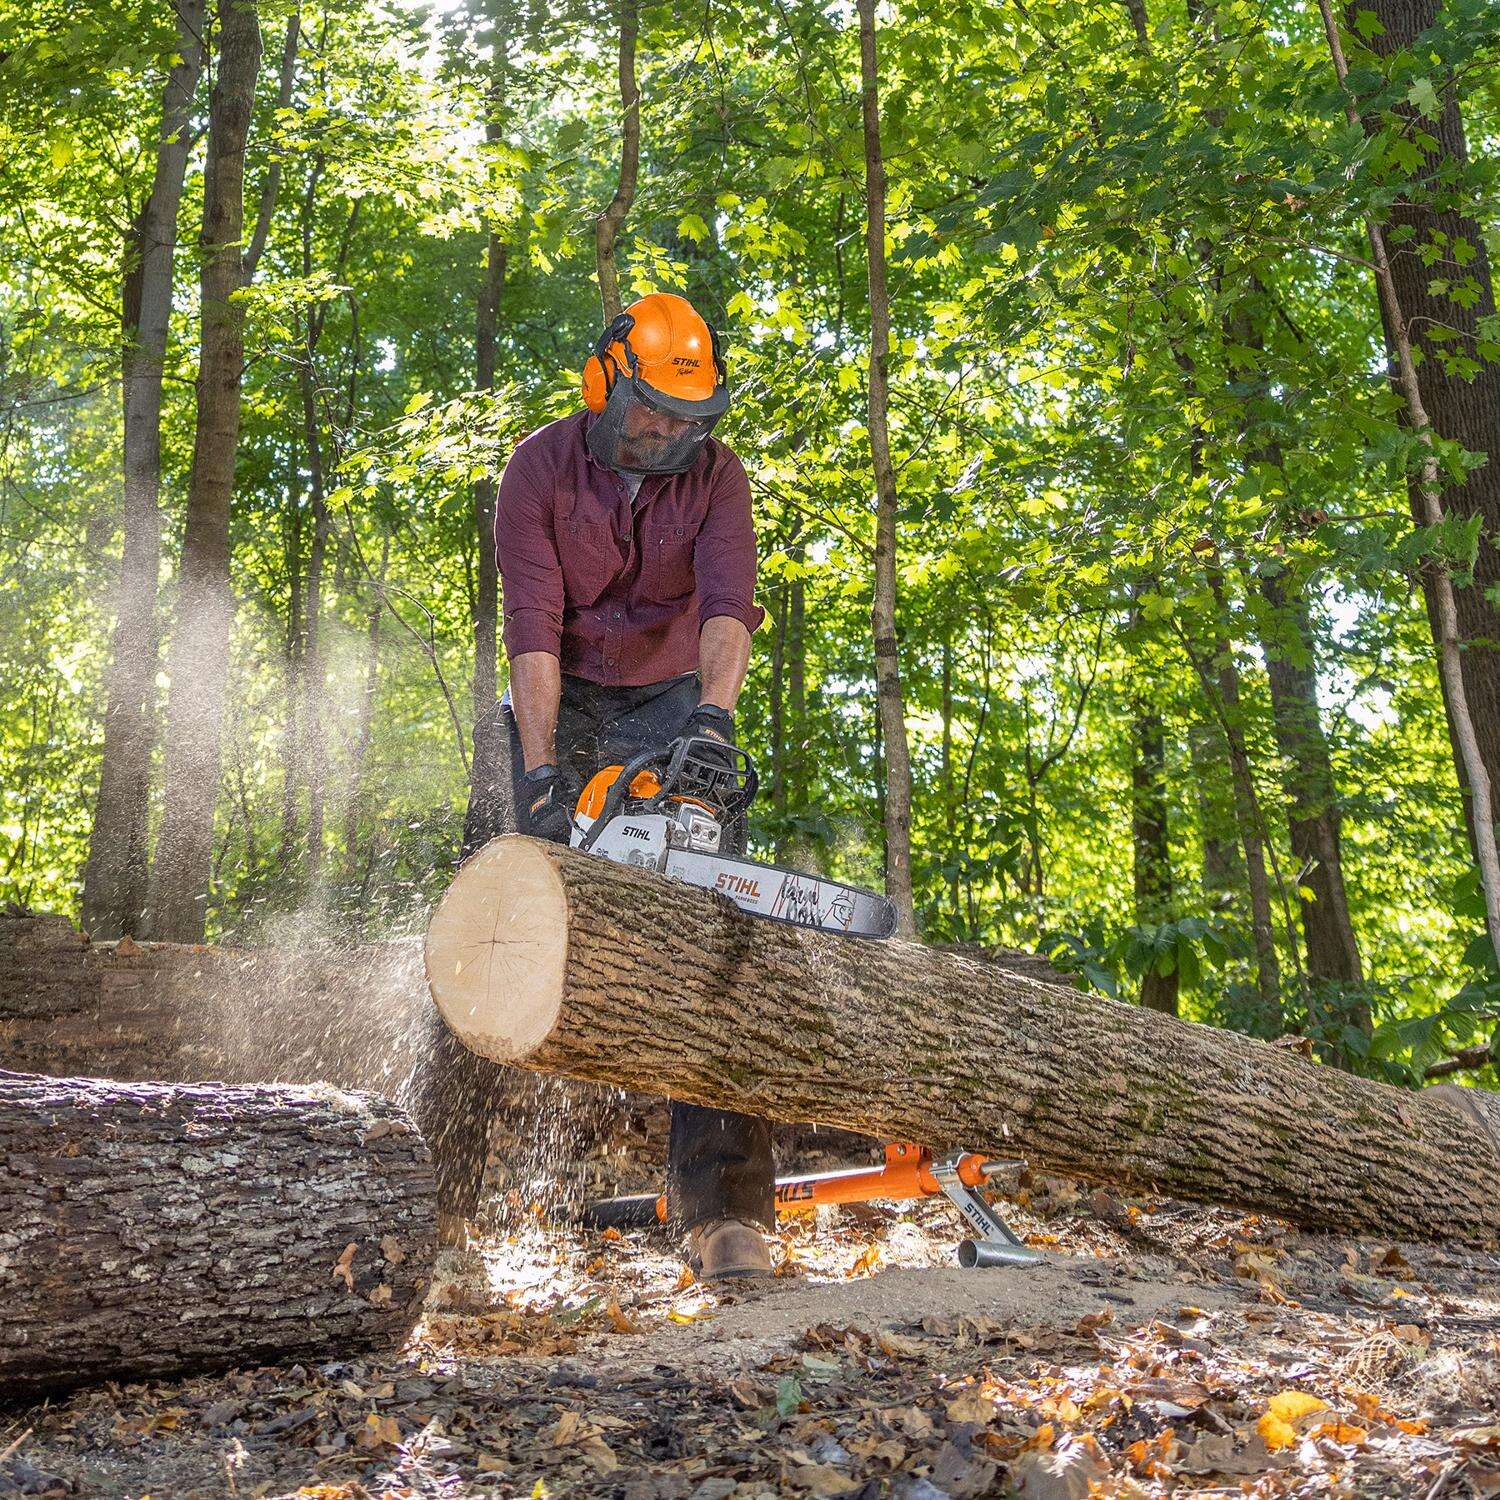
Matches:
[4,1113,1499,1499]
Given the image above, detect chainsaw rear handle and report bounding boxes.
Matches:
[576,736,758,853]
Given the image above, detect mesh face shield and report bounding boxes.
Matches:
[585,373,727,475]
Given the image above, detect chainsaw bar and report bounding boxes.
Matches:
[662,847,898,939]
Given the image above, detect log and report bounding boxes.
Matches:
[426,837,1500,1248]
[0,1070,436,1399]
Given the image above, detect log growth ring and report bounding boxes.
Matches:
[425,836,567,1062]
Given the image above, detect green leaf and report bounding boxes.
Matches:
[1406,78,1440,118]
[776,1377,803,1417]
[1352,8,1384,37]
[676,213,710,244]
[404,391,432,415]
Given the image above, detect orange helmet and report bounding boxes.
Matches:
[582,293,727,415]
[582,294,729,474]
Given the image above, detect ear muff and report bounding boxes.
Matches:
[582,314,637,413]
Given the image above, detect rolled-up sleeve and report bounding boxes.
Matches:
[694,449,765,633]
[495,441,563,659]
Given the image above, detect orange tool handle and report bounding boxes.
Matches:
[641,1143,992,1223]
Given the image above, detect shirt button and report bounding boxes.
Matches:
[612,611,621,620]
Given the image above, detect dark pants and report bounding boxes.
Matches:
[461,671,774,1233]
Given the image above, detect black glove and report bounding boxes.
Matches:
[675,704,738,785]
[679,703,736,754]
[519,764,578,845]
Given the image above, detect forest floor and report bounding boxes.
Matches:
[3,1107,1499,1500]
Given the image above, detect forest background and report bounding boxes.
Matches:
[2,0,1497,1090]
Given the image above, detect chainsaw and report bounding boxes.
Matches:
[568,735,897,940]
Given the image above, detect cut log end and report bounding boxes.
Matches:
[425,836,567,1064]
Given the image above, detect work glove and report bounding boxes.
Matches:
[676,703,739,779]
[519,764,579,845]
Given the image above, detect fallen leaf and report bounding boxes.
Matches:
[331,1243,357,1293]
[847,1242,882,1278]
[791,1464,859,1496]
[579,1435,618,1473]
[354,1413,400,1450]
[1011,1434,1109,1498]
[1266,1391,1330,1424]
[875,1329,930,1361]
[1258,1390,1329,1450]
[1176,1432,1276,1477]
[546,1410,583,1446]
[674,1264,697,1291]
[945,1389,996,1424]
[606,1297,641,1335]
[1312,1421,1368,1447]
[378,1235,405,1265]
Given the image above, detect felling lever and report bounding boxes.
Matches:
[582,1142,1043,1269]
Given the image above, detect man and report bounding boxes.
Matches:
[466,291,773,1279]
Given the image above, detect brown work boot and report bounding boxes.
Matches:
[687,1217,773,1281]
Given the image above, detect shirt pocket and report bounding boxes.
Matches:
[641,523,696,603]
[558,519,619,607]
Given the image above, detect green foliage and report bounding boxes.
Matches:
[0,0,1496,1102]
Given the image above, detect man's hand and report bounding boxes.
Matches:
[680,702,735,752]
[519,764,579,844]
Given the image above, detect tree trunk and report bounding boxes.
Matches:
[1320,0,1500,957]
[280,434,305,862]
[0,1070,435,1398]
[470,59,508,831]
[344,535,389,871]
[427,837,1500,1247]
[298,340,330,889]
[1191,578,1285,1029]
[1131,705,1179,1015]
[1189,717,1242,907]
[1256,569,1365,992]
[594,0,639,323]
[1354,0,1500,826]
[856,0,917,939]
[769,578,789,826]
[148,0,263,943]
[83,1,207,941]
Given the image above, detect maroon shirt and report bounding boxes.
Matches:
[494,410,764,686]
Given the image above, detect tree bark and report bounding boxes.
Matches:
[83,1,207,941]
[1256,568,1365,991]
[1354,0,1500,829]
[1190,717,1242,906]
[0,1070,435,1398]
[1131,705,1179,1015]
[427,837,1500,1247]
[148,0,263,943]
[594,0,639,323]
[856,0,917,939]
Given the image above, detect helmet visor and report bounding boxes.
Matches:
[587,374,725,475]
